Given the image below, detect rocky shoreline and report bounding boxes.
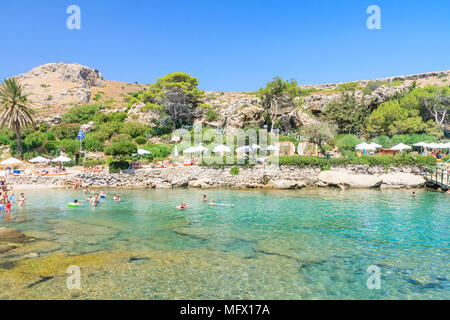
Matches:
[6,165,427,189]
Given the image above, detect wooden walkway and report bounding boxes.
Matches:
[423,159,450,190]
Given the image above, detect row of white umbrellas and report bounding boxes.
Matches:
[356,141,450,151]
[183,144,279,154]
[0,155,72,165]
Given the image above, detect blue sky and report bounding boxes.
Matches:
[0,0,449,91]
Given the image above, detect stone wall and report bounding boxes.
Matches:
[6,165,426,189]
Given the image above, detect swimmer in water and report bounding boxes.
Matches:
[100,190,106,199]
[339,184,345,191]
[210,200,215,205]
[176,202,188,210]
[83,187,89,194]
[202,194,207,202]
[113,194,121,201]
[412,191,416,196]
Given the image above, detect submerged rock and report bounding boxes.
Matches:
[0,228,27,243]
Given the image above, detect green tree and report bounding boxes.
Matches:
[258,77,301,132]
[324,92,371,134]
[105,141,137,161]
[301,121,337,153]
[0,78,34,156]
[367,100,424,136]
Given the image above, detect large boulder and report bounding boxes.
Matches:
[379,173,425,188]
[318,170,382,188]
[265,179,306,189]
[0,227,27,242]
[188,178,212,188]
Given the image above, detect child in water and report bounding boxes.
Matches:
[5,200,11,213]
[100,190,106,199]
[113,194,121,201]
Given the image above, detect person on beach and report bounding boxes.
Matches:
[100,190,106,199]
[202,195,207,201]
[113,194,121,201]
[18,193,26,207]
[176,202,188,210]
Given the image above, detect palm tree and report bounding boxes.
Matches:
[0,78,34,157]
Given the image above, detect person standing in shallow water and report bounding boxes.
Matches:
[18,193,26,207]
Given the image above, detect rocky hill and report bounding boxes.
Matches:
[8,62,450,132]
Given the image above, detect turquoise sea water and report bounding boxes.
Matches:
[0,188,449,299]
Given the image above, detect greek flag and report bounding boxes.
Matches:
[77,129,85,141]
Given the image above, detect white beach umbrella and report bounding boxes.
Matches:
[213,144,231,153]
[183,146,196,154]
[355,142,375,150]
[236,146,252,153]
[413,142,428,147]
[194,145,208,153]
[1,157,22,165]
[137,148,151,155]
[391,143,412,151]
[29,156,50,163]
[265,145,279,151]
[51,155,71,163]
[251,144,261,150]
[425,142,440,149]
[369,142,382,148]
[436,143,449,149]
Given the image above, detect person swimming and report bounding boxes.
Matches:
[176,202,188,210]
[412,191,416,196]
[202,195,207,201]
[113,194,121,201]
[210,200,215,205]
[100,190,106,199]
[83,187,89,194]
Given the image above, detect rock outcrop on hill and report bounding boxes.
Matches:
[16,62,105,108]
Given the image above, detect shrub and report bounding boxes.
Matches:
[134,136,147,145]
[100,121,123,138]
[0,135,11,145]
[120,122,149,138]
[23,131,45,149]
[335,134,361,152]
[107,112,128,123]
[83,159,105,168]
[56,139,80,156]
[108,161,130,173]
[39,122,50,132]
[83,133,105,151]
[144,144,172,159]
[230,167,240,175]
[52,123,80,140]
[62,104,100,124]
[205,108,219,122]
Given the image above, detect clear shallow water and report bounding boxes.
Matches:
[0,188,448,299]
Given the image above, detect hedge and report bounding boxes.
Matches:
[108,161,130,173]
[276,155,437,167]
